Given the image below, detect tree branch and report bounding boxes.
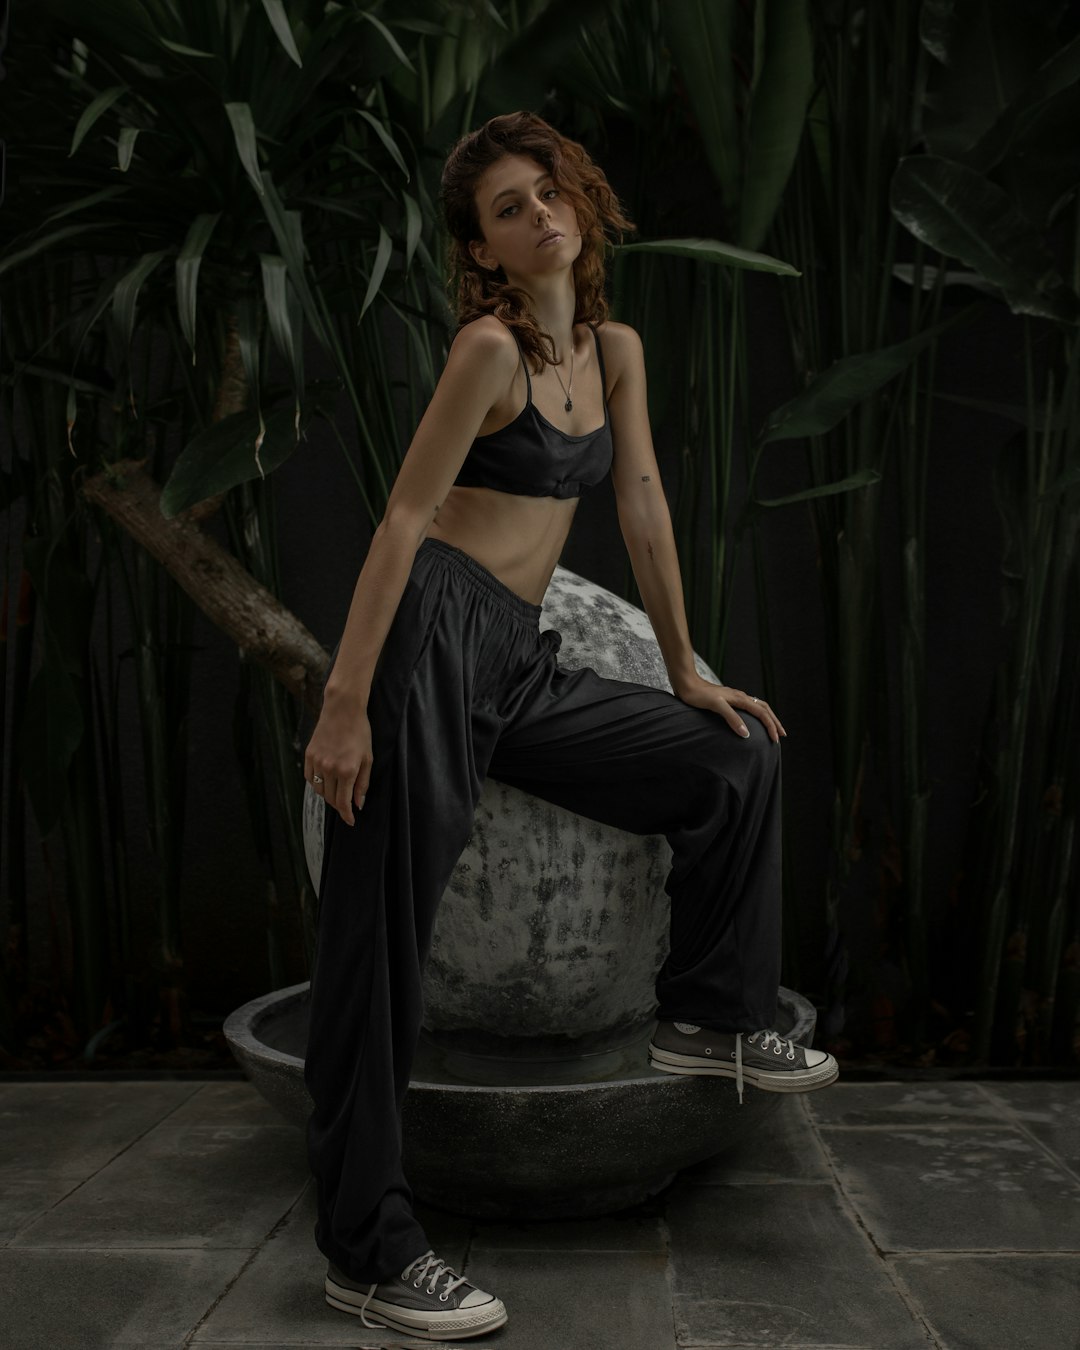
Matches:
[82,460,329,712]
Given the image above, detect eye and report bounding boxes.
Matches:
[497,203,519,218]
[543,187,559,199]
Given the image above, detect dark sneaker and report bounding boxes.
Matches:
[325,1248,507,1341]
[649,1021,838,1102]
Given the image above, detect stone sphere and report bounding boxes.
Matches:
[303,564,720,1058]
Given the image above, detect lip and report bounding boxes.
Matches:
[537,229,564,247]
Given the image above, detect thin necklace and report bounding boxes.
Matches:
[551,334,575,412]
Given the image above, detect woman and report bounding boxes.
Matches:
[302,110,838,1342]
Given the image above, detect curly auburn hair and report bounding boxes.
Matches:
[439,111,636,373]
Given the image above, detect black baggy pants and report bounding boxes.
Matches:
[304,537,781,1282]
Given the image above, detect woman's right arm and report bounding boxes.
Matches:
[304,318,517,826]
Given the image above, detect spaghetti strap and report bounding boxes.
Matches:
[507,325,532,403]
[588,322,608,402]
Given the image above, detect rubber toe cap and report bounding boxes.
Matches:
[461,1288,496,1308]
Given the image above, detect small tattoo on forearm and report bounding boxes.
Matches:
[641,475,651,482]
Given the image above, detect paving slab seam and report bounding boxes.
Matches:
[4,1243,270,1252]
[469,1243,679,1253]
[973,1081,1080,1188]
[885,1247,1080,1257]
[657,1210,680,1350]
[458,1214,478,1283]
[800,1096,944,1349]
[5,1177,89,1249]
[181,1180,314,1348]
[2,1080,209,1250]
[805,1122,1007,1131]
[686,1176,835,1186]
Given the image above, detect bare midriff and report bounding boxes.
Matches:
[424,485,579,606]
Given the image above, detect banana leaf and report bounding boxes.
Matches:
[161,405,308,516]
[617,237,799,275]
[758,301,988,444]
[891,156,1079,321]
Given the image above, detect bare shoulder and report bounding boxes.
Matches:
[449,314,520,373]
[593,319,645,393]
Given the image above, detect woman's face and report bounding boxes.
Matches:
[468,153,582,282]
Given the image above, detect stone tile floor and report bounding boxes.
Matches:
[1,1076,1078,1349]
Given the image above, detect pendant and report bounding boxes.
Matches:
[564,397,573,412]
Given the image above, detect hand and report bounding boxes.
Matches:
[674,675,787,744]
[303,688,372,826]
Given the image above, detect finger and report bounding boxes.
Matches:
[354,758,372,811]
[747,697,785,742]
[750,705,782,743]
[328,776,355,827]
[721,705,751,738]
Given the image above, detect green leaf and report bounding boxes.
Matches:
[225,102,265,198]
[737,0,815,250]
[660,0,739,213]
[760,302,988,444]
[260,0,303,67]
[113,250,168,354]
[160,406,305,516]
[890,155,1079,321]
[39,0,159,57]
[616,237,800,276]
[356,109,410,180]
[260,254,304,393]
[968,32,1080,175]
[116,126,140,171]
[70,85,128,157]
[755,468,882,509]
[918,0,1054,161]
[931,390,1069,432]
[19,660,84,836]
[43,185,129,225]
[479,0,609,117]
[891,262,1003,298]
[0,223,108,278]
[158,38,217,58]
[235,296,264,428]
[257,173,330,350]
[358,9,415,73]
[176,213,222,354]
[359,225,393,320]
[403,192,422,271]
[2,363,110,396]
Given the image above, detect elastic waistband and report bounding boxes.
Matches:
[418,538,543,624]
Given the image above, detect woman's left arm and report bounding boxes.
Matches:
[604,322,785,744]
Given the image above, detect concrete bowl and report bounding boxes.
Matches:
[224,981,817,1219]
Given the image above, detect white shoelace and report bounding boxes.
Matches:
[735,1029,797,1104]
[357,1249,469,1329]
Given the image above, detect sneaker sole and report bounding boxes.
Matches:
[648,1043,839,1093]
[325,1278,508,1340]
